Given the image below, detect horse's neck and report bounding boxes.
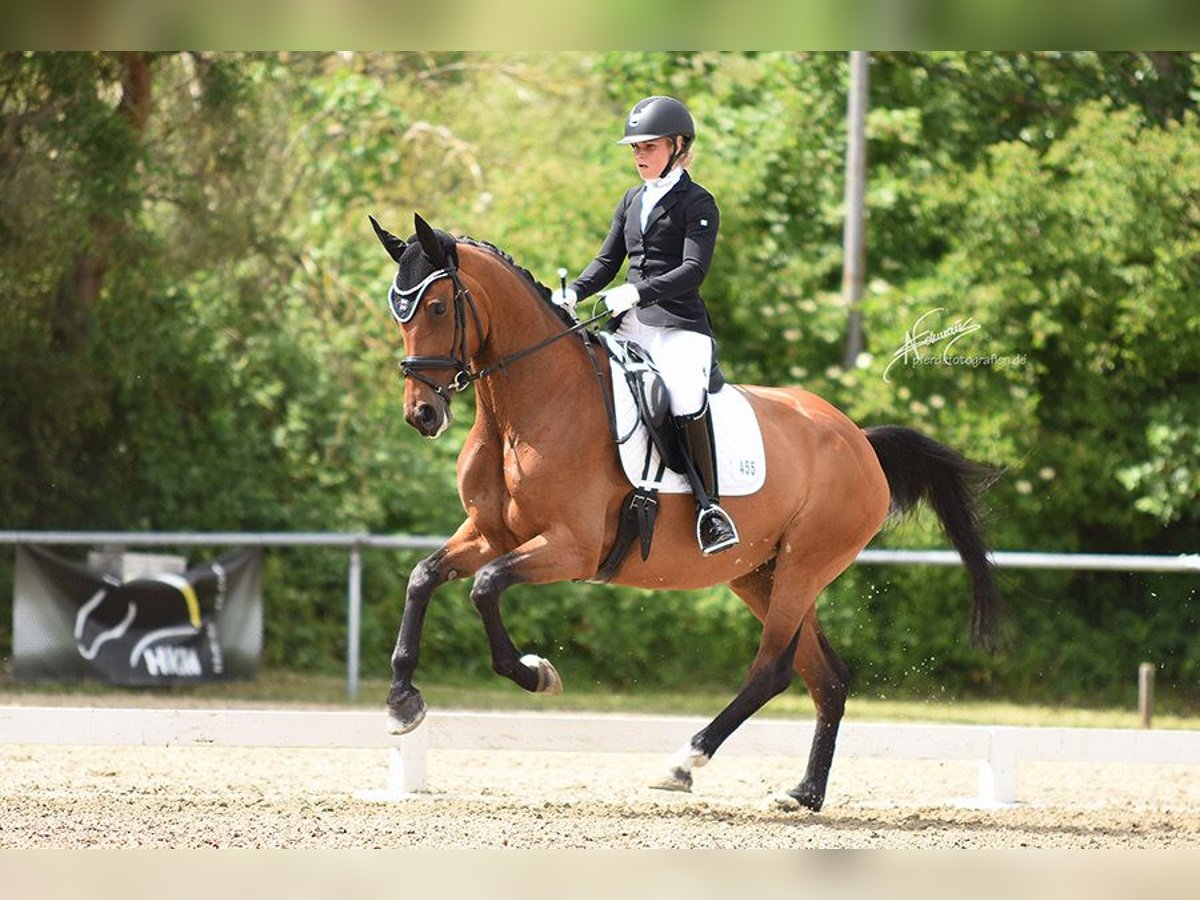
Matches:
[472,352,595,441]
[469,263,602,443]
[476,325,600,440]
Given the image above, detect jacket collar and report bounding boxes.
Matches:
[637,170,691,232]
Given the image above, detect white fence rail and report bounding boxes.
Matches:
[859,548,1200,573]
[2,531,1197,698]
[2,706,1197,806]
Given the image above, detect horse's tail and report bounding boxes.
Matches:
[864,425,1002,652]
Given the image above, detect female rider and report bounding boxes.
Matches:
[552,95,738,556]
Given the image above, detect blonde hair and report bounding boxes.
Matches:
[677,137,695,170]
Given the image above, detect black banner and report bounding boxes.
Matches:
[12,545,262,685]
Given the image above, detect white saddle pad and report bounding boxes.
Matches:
[604,337,766,496]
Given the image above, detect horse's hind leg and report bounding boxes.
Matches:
[653,559,814,792]
[784,618,851,811]
[725,562,852,811]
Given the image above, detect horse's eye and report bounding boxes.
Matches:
[429,299,448,318]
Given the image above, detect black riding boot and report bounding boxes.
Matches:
[676,400,740,556]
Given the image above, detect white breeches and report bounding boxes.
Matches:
[614,310,712,417]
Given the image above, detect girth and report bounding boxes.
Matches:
[592,336,678,582]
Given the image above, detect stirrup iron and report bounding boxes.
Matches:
[696,504,740,556]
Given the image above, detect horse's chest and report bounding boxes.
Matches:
[500,435,545,498]
[460,433,546,529]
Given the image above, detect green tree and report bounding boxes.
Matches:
[3,52,1196,705]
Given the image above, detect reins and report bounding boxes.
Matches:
[399,267,612,398]
[472,307,612,381]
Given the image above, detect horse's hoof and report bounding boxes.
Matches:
[782,781,825,812]
[768,793,803,812]
[386,688,427,734]
[520,654,563,695]
[648,767,693,793]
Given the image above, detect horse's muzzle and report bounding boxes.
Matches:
[407,399,451,438]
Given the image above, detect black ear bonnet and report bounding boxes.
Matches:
[382,214,460,324]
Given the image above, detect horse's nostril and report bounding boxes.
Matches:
[407,401,445,436]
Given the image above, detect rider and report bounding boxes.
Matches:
[552,95,739,556]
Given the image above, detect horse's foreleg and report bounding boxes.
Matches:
[387,528,493,733]
[469,530,590,695]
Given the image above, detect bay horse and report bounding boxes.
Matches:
[371,213,1000,811]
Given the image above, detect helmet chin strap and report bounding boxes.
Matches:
[658,135,688,178]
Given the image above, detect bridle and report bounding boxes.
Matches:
[392,267,485,401]
[392,264,610,403]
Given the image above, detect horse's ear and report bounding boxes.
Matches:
[413,213,449,270]
[369,215,407,263]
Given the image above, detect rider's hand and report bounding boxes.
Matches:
[602,283,640,315]
[551,286,578,309]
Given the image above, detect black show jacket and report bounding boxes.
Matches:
[571,171,719,339]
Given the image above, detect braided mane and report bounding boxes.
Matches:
[458,236,577,329]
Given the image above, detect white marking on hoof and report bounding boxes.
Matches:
[768,792,803,812]
[649,767,693,792]
[650,742,708,791]
[386,705,426,735]
[669,741,710,771]
[520,654,563,695]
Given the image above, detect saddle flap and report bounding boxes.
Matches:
[598,332,766,498]
[622,345,681,473]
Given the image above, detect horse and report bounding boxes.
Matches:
[371,213,1000,811]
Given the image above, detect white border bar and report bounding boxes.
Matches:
[3,707,1198,805]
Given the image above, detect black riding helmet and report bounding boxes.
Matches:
[618,95,695,177]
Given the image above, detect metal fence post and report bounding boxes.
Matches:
[347,543,363,700]
[1139,662,1155,729]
